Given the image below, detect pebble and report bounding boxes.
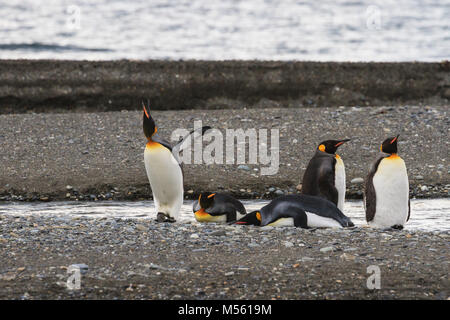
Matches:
[275,190,284,196]
[420,185,429,192]
[237,165,250,171]
[190,233,199,239]
[135,224,147,231]
[210,230,227,236]
[340,253,356,261]
[351,177,364,184]
[69,263,89,274]
[320,246,335,253]
[283,241,294,248]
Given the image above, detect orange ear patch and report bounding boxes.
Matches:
[256,212,262,221]
[318,144,326,152]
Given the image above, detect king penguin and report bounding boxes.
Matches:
[301,139,350,211]
[234,194,354,228]
[192,192,247,223]
[142,101,184,223]
[364,135,410,229]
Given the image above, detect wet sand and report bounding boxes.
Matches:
[0,60,449,114]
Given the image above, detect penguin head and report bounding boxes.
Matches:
[317,139,350,154]
[142,101,157,140]
[234,211,262,226]
[381,135,399,154]
[198,192,216,209]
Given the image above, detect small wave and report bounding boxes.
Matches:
[0,42,113,53]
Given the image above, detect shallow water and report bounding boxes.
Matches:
[0,199,449,232]
[0,0,448,61]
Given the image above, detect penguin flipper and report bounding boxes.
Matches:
[407,199,411,222]
[289,207,309,228]
[365,155,385,222]
[318,167,339,206]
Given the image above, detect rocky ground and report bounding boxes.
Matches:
[0,105,448,201]
[0,215,448,300]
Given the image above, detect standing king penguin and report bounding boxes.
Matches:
[143,102,183,223]
[364,135,410,229]
[301,139,350,211]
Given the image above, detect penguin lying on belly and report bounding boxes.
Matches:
[193,192,247,223]
[234,194,354,228]
[301,139,350,212]
[365,135,410,229]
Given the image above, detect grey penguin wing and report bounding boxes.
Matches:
[151,134,173,152]
[261,202,308,228]
[365,155,385,222]
[152,133,184,175]
[318,163,339,206]
[407,199,411,222]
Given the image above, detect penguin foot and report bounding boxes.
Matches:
[156,212,176,223]
[390,224,404,230]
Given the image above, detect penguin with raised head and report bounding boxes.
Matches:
[301,139,350,211]
[365,135,410,229]
[234,194,354,228]
[193,192,247,223]
[143,101,183,222]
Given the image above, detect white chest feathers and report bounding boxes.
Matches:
[371,155,409,228]
[266,212,342,228]
[144,142,183,220]
[334,156,346,212]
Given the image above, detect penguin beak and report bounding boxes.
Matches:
[142,100,150,119]
[390,135,399,144]
[334,139,350,147]
[142,100,157,139]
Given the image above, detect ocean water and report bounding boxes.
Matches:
[0,199,449,232]
[0,0,448,61]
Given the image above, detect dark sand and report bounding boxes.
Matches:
[0,60,449,114]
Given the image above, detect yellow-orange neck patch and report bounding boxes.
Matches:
[387,153,400,160]
[146,140,163,150]
[194,208,209,216]
[335,154,341,159]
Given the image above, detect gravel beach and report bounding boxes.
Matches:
[0,215,448,300]
[0,106,448,201]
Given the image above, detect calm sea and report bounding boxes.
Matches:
[0,0,448,61]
